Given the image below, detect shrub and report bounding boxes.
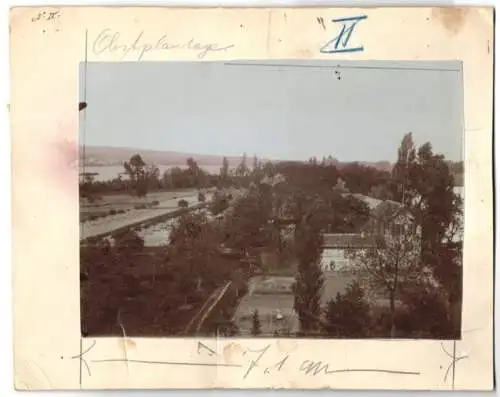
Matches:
[198,192,206,202]
[251,309,262,336]
[210,195,229,215]
[322,281,371,338]
[112,229,145,252]
[399,284,454,338]
[369,306,410,338]
[109,209,117,215]
[178,199,189,208]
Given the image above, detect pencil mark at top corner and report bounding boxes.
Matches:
[31,10,61,23]
[317,17,326,31]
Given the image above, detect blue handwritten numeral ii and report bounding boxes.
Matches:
[320,15,367,54]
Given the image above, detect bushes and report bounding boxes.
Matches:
[210,194,229,215]
[251,309,262,336]
[178,199,189,208]
[322,281,371,338]
[198,192,206,202]
[398,284,454,339]
[322,281,457,339]
[112,229,145,252]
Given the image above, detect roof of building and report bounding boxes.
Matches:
[322,233,378,248]
[349,193,384,210]
[342,193,411,222]
[371,200,410,221]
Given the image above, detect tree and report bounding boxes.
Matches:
[224,190,273,253]
[340,162,391,196]
[391,132,416,204]
[124,154,146,182]
[345,213,421,337]
[219,157,230,186]
[252,155,260,171]
[123,154,159,197]
[322,281,371,338]
[210,192,230,215]
[398,281,454,338]
[262,161,276,178]
[168,212,225,296]
[250,155,264,184]
[292,203,325,335]
[79,172,99,201]
[162,170,174,189]
[398,140,463,332]
[112,229,144,254]
[251,309,262,336]
[325,192,370,233]
[236,153,249,178]
[186,157,206,188]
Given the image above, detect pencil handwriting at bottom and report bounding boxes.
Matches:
[299,360,421,377]
[67,340,421,380]
[242,344,272,379]
[92,358,242,368]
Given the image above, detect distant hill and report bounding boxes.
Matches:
[81,145,395,172]
[81,146,252,167]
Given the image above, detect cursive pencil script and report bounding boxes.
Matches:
[72,340,421,383]
[92,29,235,60]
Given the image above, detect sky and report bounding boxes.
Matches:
[79,60,464,162]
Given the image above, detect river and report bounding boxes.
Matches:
[81,165,230,181]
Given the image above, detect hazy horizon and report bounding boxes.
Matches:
[79,60,464,163]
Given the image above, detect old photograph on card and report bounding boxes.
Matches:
[79,60,464,339]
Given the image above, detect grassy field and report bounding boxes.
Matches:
[232,270,356,335]
[321,270,355,303]
[80,190,211,240]
[80,188,199,220]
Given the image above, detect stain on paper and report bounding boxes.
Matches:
[223,342,245,363]
[431,8,469,35]
[295,48,312,58]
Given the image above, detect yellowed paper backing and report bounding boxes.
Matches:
[10,6,493,391]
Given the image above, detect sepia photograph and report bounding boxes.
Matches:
[79,60,464,340]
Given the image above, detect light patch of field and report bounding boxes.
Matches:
[80,189,199,213]
[80,190,212,240]
[233,271,356,335]
[321,270,355,304]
